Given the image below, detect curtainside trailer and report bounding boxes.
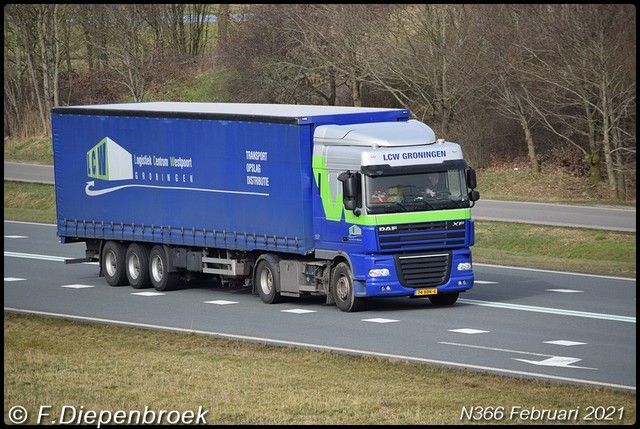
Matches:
[51,102,479,312]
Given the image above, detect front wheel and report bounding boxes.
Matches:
[428,292,459,306]
[331,262,363,312]
[149,245,180,291]
[255,256,282,304]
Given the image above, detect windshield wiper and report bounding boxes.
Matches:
[389,202,409,212]
[410,197,435,210]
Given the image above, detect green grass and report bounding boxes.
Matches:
[473,222,635,278]
[3,181,57,224]
[4,136,52,164]
[146,69,235,103]
[4,313,635,425]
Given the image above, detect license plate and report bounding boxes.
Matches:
[415,288,438,296]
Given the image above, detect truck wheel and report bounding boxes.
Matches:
[149,245,180,291]
[126,243,151,289]
[428,292,459,306]
[102,241,128,286]
[255,257,282,304]
[332,262,363,312]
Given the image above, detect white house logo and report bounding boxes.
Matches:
[86,137,133,181]
[349,225,362,236]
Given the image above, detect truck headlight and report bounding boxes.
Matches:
[457,262,472,271]
[368,268,390,277]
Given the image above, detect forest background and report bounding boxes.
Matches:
[3,4,636,202]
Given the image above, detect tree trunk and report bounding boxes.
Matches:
[520,115,540,173]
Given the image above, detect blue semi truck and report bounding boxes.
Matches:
[51,102,480,312]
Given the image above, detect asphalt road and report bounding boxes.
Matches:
[4,161,54,185]
[4,221,636,391]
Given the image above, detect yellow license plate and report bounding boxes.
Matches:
[415,288,438,296]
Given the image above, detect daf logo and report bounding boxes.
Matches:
[378,226,398,232]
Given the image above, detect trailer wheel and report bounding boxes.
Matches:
[428,292,459,306]
[255,256,282,304]
[102,241,128,286]
[332,262,363,312]
[125,243,151,289]
[149,245,180,291]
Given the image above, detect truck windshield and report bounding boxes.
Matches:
[365,170,470,214]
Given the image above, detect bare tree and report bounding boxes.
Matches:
[286,4,391,107]
[478,5,543,172]
[96,5,157,102]
[4,4,67,135]
[74,5,111,73]
[140,4,212,58]
[520,5,635,197]
[362,5,488,135]
[217,4,230,52]
[219,4,392,106]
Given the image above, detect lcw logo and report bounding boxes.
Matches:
[86,137,133,181]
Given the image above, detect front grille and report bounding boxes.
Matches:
[396,252,450,288]
[378,220,467,253]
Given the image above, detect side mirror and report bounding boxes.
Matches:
[466,168,477,189]
[337,171,361,214]
[468,190,480,208]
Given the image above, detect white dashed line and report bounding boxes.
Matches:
[544,340,587,346]
[204,300,238,305]
[449,328,490,334]
[281,309,317,314]
[361,318,399,324]
[61,284,95,289]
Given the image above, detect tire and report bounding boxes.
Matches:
[101,241,128,286]
[428,292,459,306]
[125,243,151,289]
[255,256,283,304]
[332,262,363,312]
[149,245,180,291]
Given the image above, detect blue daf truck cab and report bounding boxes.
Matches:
[51,102,479,312]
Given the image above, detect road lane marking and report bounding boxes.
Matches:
[5,251,68,262]
[513,356,597,370]
[449,328,489,334]
[440,342,598,369]
[544,340,586,346]
[362,318,400,324]
[458,298,635,323]
[204,300,238,305]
